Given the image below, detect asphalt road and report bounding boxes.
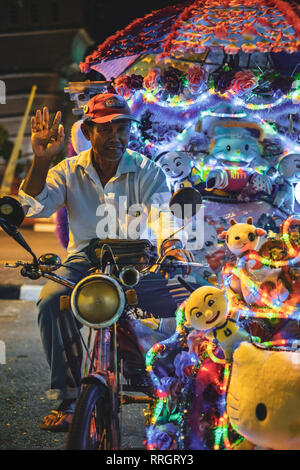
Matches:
[0,228,147,450]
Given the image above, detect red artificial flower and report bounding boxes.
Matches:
[114,75,131,99]
[128,73,144,91]
[188,64,205,85]
[161,66,184,96]
[214,24,228,40]
[241,24,258,41]
[206,248,226,271]
[256,17,270,28]
[143,68,161,91]
[229,69,258,95]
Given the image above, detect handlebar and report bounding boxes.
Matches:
[4,260,76,288]
[4,256,203,287]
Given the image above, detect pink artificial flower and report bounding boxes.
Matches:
[188,64,205,85]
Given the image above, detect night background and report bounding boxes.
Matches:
[0,0,300,452]
[0,0,187,178]
[0,0,299,173]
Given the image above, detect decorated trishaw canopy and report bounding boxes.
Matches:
[76,0,300,168]
[81,0,300,77]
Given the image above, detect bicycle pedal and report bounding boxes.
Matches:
[121,394,155,405]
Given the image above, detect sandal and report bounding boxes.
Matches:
[40,400,76,432]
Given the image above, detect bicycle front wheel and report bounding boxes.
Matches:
[66,382,117,450]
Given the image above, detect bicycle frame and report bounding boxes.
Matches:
[80,323,120,449]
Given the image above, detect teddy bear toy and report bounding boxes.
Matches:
[184,285,260,362]
[273,153,300,214]
[204,121,273,202]
[218,217,290,307]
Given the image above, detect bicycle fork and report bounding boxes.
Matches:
[89,325,120,449]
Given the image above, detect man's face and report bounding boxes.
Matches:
[83,119,131,162]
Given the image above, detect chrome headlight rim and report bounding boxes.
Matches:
[70,274,125,329]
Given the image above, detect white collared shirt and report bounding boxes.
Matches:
[18,149,184,255]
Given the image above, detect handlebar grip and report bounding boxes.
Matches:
[4,262,21,268]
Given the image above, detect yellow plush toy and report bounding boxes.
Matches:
[184,285,259,361]
[227,342,300,450]
[219,217,289,307]
[218,217,266,256]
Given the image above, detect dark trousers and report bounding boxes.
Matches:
[37,253,201,400]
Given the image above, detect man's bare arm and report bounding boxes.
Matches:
[22,157,52,197]
[22,107,64,197]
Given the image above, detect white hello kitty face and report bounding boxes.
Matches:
[158,151,192,181]
[200,222,219,254]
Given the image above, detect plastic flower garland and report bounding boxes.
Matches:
[117,64,300,159]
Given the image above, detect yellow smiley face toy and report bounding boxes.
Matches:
[185,285,228,331]
[184,285,260,361]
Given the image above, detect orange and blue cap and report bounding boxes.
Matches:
[83,93,138,123]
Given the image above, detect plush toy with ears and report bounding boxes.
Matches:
[227,342,300,450]
[219,217,289,307]
[184,285,260,362]
[205,120,273,201]
[218,217,266,257]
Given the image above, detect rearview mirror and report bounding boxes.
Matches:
[0,196,37,264]
[38,253,62,272]
[0,196,25,227]
[169,188,202,221]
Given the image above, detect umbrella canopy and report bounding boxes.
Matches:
[81,0,300,78]
[76,0,300,164]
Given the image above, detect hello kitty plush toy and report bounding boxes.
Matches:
[205,121,273,201]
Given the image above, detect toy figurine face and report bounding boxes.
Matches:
[210,127,261,168]
[185,285,228,330]
[219,217,266,256]
[158,151,192,182]
[278,153,300,183]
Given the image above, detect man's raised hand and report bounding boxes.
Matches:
[31,107,65,162]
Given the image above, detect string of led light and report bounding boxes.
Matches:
[128,83,300,114]
[213,363,231,450]
[145,302,188,449]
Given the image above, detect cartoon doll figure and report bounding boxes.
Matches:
[191,218,228,284]
[154,150,205,194]
[184,285,260,362]
[273,153,300,214]
[204,121,273,201]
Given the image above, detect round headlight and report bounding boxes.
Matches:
[71,274,125,329]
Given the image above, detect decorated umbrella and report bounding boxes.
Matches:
[77,0,300,162]
[81,0,300,74]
